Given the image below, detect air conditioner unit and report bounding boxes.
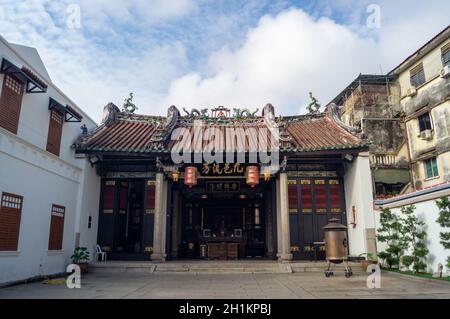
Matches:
[440,65,450,78]
[407,87,417,97]
[420,129,433,140]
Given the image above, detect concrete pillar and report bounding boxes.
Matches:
[73,160,87,249]
[265,194,273,257]
[276,178,282,257]
[160,178,168,257]
[276,172,292,261]
[151,172,167,261]
[171,191,180,257]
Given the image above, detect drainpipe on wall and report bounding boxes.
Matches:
[403,116,415,191]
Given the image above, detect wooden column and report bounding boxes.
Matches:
[276,171,293,261]
[171,191,180,257]
[151,172,167,261]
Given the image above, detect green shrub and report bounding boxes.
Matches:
[435,197,450,268]
[377,207,403,269]
[71,247,90,263]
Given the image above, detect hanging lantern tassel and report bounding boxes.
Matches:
[172,169,180,182]
[246,166,259,188]
[263,168,271,181]
[184,166,198,188]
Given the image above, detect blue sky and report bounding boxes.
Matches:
[0,0,448,122]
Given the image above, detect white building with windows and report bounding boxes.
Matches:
[389,25,450,190]
[375,26,450,272]
[0,35,100,285]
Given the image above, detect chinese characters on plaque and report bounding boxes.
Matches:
[201,163,245,175]
[206,181,240,193]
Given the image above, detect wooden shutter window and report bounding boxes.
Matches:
[442,42,450,66]
[410,63,426,87]
[0,75,25,134]
[315,181,327,213]
[329,180,341,213]
[0,192,23,251]
[48,204,65,250]
[119,182,128,214]
[146,181,156,214]
[102,180,115,214]
[300,180,313,213]
[288,180,298,213]
[46,110,64,156]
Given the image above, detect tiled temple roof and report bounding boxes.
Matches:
[73,103,369,155]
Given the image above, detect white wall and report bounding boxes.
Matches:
[77,159,101,260]
[375,187,450,273]
[0,38,98,163]
[0,37,100,285]
[343,152,376,256]
[0,147,79,283]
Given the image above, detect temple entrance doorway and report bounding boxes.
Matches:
[97,178,155,260]
[171,179,275,260]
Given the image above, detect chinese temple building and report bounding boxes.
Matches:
[73,102,376,261]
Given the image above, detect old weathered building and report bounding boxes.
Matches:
[389,25,450,191]
[329,25,450,198]
[332,25,450,272]
[328,75,410,198]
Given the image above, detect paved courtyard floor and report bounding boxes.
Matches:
[0,270,449,299]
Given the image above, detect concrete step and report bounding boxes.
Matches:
[290,262,364,273]
[91,261,364,274]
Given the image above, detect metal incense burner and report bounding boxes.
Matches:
[323,218,353,278]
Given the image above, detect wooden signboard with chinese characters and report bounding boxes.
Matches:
[206,181,240,193]
[200,163,246,176]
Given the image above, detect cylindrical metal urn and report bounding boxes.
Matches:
[323,218,348,263]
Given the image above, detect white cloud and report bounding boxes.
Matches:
[163,8,379,115]
[0,0,191,122]
[163,3,449,115]
[76,0,196,25]
[0,0,448,122]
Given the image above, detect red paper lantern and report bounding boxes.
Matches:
[184,166,198,188]
[246,166,259,188]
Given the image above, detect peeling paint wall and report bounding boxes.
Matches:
[340,83,407,169]
[363,119,405,155]
[399,36,450,190]
[398,38,450,101]
[406,100,450,161]
[341,83,395,127]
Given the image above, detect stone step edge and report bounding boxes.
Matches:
[91,262,364,274]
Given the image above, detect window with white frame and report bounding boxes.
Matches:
[424,157,439,179]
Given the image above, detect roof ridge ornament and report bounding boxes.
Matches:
[327,103,362,135]
[150,105,180,143]
[262,103,291,144]
[123,92,138,114]
[211,106,230,118]
[101,102,120,125]
[306,92,321,114]
[73,101,119,150]
[183,107,209,119]
[232,108,259,119]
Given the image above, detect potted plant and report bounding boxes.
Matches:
[359,253,378,272]
[71,247,90,274]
